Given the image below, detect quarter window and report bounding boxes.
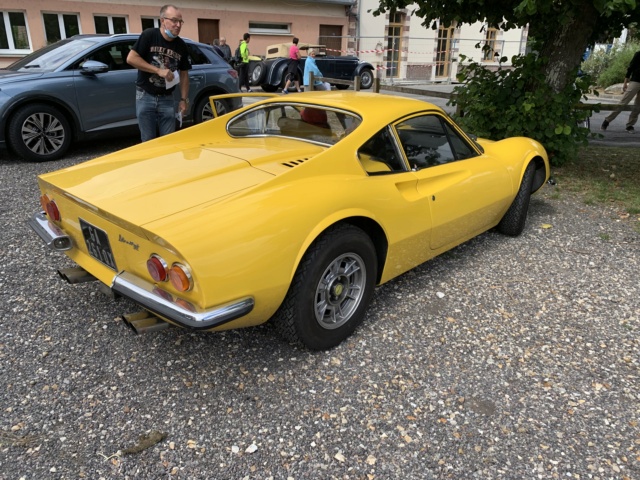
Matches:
[94,15,128,35]
[395,115,476,169]
[0,11,30,51]
[358,127,406,175]
[43,13,80,44]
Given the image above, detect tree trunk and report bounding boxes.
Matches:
[534,3,599,93]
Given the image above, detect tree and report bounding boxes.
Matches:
[372,0,639,93]
[372,0,639,165]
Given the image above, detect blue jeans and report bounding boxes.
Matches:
[136,88,176,142]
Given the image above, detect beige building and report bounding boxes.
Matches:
[0,0,354,68]
[1,0,526,82]
[354,0,527,82]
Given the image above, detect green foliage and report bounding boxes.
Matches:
[580,48,616,82]
[582,41,640,87]
[450,54,593,166]
[597,42,640,87]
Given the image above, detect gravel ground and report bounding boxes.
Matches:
[0,136,638,480]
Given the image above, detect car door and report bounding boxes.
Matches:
[393,113,512,251]
[72,40,138,132]
[183,42,208,104]
[356,126,433,280]
[323,56,357,80]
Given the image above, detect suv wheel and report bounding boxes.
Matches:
[194,96,231,123]
[8,104,72,162]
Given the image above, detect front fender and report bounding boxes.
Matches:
[354,62,374,75]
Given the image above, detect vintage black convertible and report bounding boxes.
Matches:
[249,43,375,92]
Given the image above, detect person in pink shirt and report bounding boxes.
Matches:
[283,37,302,93]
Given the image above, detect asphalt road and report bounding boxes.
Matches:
[0,96,638,479]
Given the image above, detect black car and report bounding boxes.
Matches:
[0,34,242,162]
[249,43,375,93]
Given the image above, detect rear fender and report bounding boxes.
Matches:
[265,59,289,86]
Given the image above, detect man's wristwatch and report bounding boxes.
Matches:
[180,98,189,105]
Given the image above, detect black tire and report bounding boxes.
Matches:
[359,69,374,90]
[261,84,278,93]
[194,95,230,123]
[8,103,72,162]
[281,72,295,90]
[335,84,350,90]
[250,61,266,85]
[273,224,377,350]
[497,161,536,236]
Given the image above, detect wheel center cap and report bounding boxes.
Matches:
[332,283,344,297]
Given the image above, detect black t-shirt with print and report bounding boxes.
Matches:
[132,28,191,95]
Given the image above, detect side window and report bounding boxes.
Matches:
[186,43,210,66]
[443,122,477,160]
[357,127,406,175]
[396,115,456,169]
[77,41,135,70]
[84,45,116,70]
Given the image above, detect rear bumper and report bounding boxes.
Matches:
[111,271,254,330]
[29,211,255,330]
[28,211,73,250]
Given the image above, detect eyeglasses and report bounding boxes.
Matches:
[163,17,184,25]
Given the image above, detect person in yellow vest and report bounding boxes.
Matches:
[238,33,252,93]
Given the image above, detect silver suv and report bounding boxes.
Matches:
[0,34,241,162]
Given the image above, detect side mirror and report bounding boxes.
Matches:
[80,60,109,75]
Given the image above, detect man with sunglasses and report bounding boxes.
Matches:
[127,4,191,142]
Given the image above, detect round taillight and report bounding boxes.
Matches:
[147,255,168,282]
[41,195,61,221]
[169,263,192,292]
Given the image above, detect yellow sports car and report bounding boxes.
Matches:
[29,92,549,350]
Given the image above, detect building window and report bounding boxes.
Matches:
[141,17,160,31]
[482,27,498,61]
[43,13,80,44]
[248,22,290,35]
[0,11,30,51]
[94,15,128,35]
[385,12,403,78]
[436,25,455,78]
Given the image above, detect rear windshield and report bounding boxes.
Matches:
[227,103,361,146]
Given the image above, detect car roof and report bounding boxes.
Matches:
[256,91,443,119]
[68,33,205,46]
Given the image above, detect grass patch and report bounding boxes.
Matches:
[551,146,640,232]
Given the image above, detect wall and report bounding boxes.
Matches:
[0,0,351,67]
